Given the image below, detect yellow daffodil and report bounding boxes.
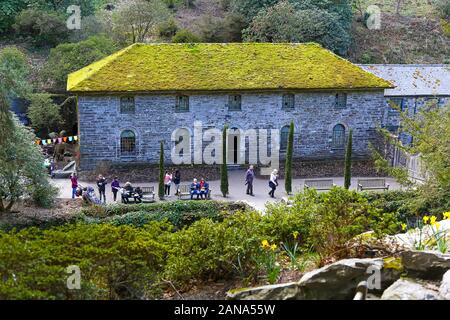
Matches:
[401,223,407,231]
[430,216,437,225]
[443,211,450,220]
[292,231,299,240]
[423,216,430,224]
[271,244,277,251]
[261,240,270,248]
[434,222,441,229]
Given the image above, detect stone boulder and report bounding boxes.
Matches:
[227,282,301,300]
[438,270,450,300]
[401,251,450,280]
[381,278,440,300]
[227,257,403,300]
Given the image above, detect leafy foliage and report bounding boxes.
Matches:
[243,1,351,54]
[13,8,68,47]
[344,128,353,189]
[0,116,57,212]
[42,35,118,91]
[112,0,171,43]
[27,93,63,137]
[171,29,201,43]
[284,121,294,194]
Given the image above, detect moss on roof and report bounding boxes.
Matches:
[67,43,393,93]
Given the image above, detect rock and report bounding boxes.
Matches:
[381,278,440,300]
[401,250,450,280]
[298,258,400,299]
[438,270,450,300]
[227,257,403,300]
[227,282,301,300]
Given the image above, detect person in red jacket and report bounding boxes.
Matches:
[70,173,78,199]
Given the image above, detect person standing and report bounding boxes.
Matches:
[96,174,107,204]
[164,171,172,196]
[111,176,120,202]
[245,165,255,196]
[173,169,181,195]
[268,169,278,198]
[70,173,78,199]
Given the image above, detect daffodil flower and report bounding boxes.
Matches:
[271,244,277,251]
[261,240,270,248]
[430,216,437,225]
[423,216,430,224]
[401,223,407,231]
[443,211,450,220]
[292,231,299,240]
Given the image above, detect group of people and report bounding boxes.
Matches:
[70,174,139,204]
[69,166,281,203]
[245,165,279,198]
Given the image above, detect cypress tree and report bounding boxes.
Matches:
[344,128,353,190]
[220,124,229,197]
[284,121,294,194]
[158,140,165,199]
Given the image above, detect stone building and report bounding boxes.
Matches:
[360,64,450,145]
[67,43,393,171]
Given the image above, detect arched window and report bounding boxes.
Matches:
[120,130,136,154]
[332,124,345,148]
[280,125,290,152]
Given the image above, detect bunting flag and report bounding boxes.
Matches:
[35,135,79,146]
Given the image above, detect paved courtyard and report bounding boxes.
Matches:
[52,170,402,212]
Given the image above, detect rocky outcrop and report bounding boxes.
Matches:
[227,257,402,300]
[381,279,440,300]
[401,251,450,280]
[227,282,300,300]
[438,270,450,300]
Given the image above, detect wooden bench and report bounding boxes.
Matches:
[357,179,389,192]
[304,179,335,191]
[141,186,155,203]
[177,185,191,200]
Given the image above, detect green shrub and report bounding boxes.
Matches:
[172,29,201,43]
[13,8,68,47]
[0,222,170,299]
[164,210,263,285]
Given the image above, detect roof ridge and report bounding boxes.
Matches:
[67,43,138,91]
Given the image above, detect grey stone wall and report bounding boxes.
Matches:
[77,91,386,170]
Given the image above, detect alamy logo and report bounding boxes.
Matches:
[66,5,81,30]
[66,265,81,290]
[171,121,280,175]
[366,265,381,290]
[366,5,381,30]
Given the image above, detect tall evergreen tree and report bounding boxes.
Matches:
[158,140,165,199]
[220,125,229,197]
[344,128,353,190]
[284,121,294,194]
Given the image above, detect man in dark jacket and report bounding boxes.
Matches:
[96,174,107,204]
[245,165,255,196]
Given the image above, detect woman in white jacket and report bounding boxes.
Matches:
[268,169,278,198]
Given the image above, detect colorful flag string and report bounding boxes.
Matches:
[35,135,79,145]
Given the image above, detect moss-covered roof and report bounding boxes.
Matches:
[67,43,393,93]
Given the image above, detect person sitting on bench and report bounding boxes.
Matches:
[134,186,143,203]
[122,182,134,204]
[199,178,209,200]
[190,178,200,200]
